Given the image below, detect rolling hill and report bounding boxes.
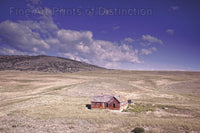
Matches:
[0,55,105,73]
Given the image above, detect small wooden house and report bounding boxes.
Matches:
[91,94,128,110]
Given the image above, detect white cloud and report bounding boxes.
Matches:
[0,47,45,55]
[62,53,75,60]
[91,40,140,64]
[0,7,162,69]
[166,29,174,35]
[45,38,60,45]
[57,29,93,42]
[123,37,134,43]
[0,20,141,68]
[170,6,179,11]
[60,52,89,63]
[121,44,130,51]
[141,47,157,55]
[113,25,120,30]
[104,62,120,69]
[19,13,58,34]
[76,42,90,53]
[142,34,163,45]
[0,17,150,68]
[1,48,16,55]
[0,20,50,52]
[33,47,38,52]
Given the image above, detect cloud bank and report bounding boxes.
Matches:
[0,7,163,69]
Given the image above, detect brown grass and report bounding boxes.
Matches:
[0,70,200,132]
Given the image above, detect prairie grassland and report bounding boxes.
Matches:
[0,70,200,133]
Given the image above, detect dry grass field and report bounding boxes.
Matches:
[0,70,200,133]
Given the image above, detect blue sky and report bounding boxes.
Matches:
[0,0,200,71]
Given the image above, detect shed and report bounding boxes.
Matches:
[91,94,128,110]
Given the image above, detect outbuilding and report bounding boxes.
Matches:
[91,94,128,110]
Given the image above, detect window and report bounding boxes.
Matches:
[113,103,115,108]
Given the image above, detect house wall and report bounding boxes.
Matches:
[107,97,120,110]
[91,102,105,109]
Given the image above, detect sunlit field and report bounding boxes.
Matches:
[0,70,200,133]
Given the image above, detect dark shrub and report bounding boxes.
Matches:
[131,127,145,133]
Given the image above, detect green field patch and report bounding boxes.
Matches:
[123,103,156,113]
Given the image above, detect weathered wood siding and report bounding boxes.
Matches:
[107,97,120,110]
[91,102,105,109]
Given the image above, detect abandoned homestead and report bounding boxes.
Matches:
[91,94,128,110]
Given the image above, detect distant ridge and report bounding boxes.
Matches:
[0,55,105,73]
